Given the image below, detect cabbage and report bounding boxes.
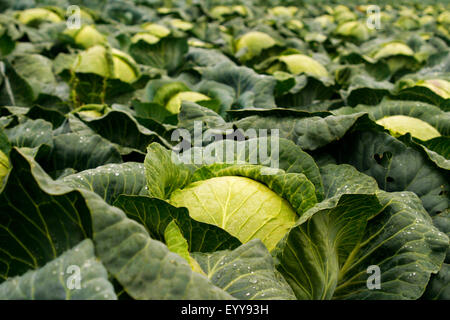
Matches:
[417,79,450,99]
[188,39,213,48]
[73,46,139,83]
[17,8,62,25]
[142,23,171,38]
[64,25,106,48]
[437,11,450,25]
[210,5,247,18]
[1,0,449,302]
[232,5,248,16]
[112,49,138,83]
[278,54,329,78]
[287,19,304,30]
[335,21,370,41]
[164,220,205,275]
[334,10,357,24]
[235,31,276,61]
[395,15,420,30]
[73,45,110,78]
[74,104,109,118]
[419,16,435,26]
[165,91,210,114]
[169,176,297,252]
[131,32,160,44]
[170,19,193,31]
[315,15,334,27]
[132,23,171,44]
[210,6,233,19]
[269,6,298,17]
[0,150,9,186]
[376,115,441,140]
[372,42,414,60]
[334,4,350,14]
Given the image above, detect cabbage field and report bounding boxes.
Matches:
[0,0,449,301]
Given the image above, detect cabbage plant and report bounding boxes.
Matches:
[73,45,139,83]
[16,8,62,26]
[0,0,448,302]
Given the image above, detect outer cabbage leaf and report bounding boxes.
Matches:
[277,164,448,300]
[334,130,449,216]
[0,147,233,300]
[0,240,116,300]
[193,240,296,300]
[114,195,241,252]
[62,162,147,204]
[203,62,277,109]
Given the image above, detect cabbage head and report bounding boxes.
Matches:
[376,115,441,140]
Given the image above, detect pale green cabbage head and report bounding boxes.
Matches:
[166,91,210,114]
[112,49,139,83]
[73,46,139,83]
[417,79,450,99]
[334,10,357,24]
[437,25,450,37]
[169,176,297,252]
[315,15,334,28]
[333,4,350,14]
[232,5,248,16]
[437,11,450,25]
[78,110,103,118]
[335,21,370,41]
[395,15,420,30]
[0,150,9,186]
[188,39,214,48]
[287,19,304,30]
[372,42,414,60]
[210,5,247,18]
[132,23,171,44]
[269,6,298,17]
[235,31,276,61]
[142,23,171,38]
[419,15,435,26]
[278,54,329,78]
[170,19,193,31]
[131,32,160,44]
[64,25,106,48]
[74,104,109,118]
[424,6,435,15]
[376,115,441,141]
[17,8,62,25]
[210,5,233,19]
